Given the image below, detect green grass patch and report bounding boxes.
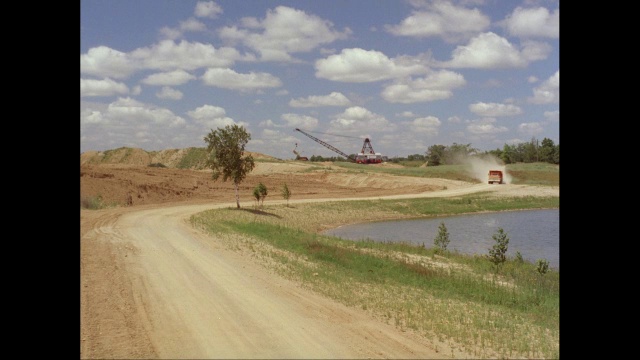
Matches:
[506,162,559,186]
[177,147,208,169]
[327,161,559,187]
[100,147,131,163]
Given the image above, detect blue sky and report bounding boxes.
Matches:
[80,0,559,160]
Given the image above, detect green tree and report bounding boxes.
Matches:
[433,221,450,253]
[425,144,446,166]
[252,186,261,209]
[539,138,558,164]
[281,183,291,206]
[252,182,267,208]
[488,227,509,272]
[501,143,518,164]
[443,143,476,164]
[204,124,256,208]
[257,182,268,206]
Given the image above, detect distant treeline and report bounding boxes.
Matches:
[307,137,559,166]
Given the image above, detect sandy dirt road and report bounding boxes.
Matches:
[83,201,457,359]
[80,163,558,359]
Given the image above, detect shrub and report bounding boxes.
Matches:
[536,259,550,275]
[488,227,509,272]
[81,195,105,209]
[433,221,450,253]
[281,183,291,206]
[254,182,268,208]
[515,251,524,263]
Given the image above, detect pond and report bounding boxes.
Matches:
[323,208,559,269]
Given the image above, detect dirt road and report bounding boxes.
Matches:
[80,162,558,359]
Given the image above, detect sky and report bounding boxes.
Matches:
[80,0,559,160]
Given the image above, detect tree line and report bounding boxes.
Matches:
[306,136,559,166]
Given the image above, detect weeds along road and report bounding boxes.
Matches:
[80,182,557,359]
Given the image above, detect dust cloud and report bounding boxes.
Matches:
[465,155,512,184]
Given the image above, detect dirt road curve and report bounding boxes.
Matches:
[80,168,558,359]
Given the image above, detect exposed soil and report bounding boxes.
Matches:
[80,159,558,359]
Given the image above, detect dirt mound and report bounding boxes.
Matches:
[80,147,278,169]
[81,147,151,166]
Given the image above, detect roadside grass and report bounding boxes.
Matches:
[333,162,480,183]
[190,195,559,359]
[505,162,559,186]
[331,161,559,187]
[80,194,118,209]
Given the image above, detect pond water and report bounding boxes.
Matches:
[323,208,559,270]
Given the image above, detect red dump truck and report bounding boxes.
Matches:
[488,170,503,184]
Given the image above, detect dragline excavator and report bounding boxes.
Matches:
[294,128,384,164]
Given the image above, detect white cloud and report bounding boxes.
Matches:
[385,1,490,42]
[106,97,183,125]
[501,7,559,39]
[520,40,553,62]
[156,86,183,100]
[260,130,300,156]
[160,18,208,40]
[80,108,105,125]
[180,18,207,32]
[518,122,545,136]
[544,110,559,122]
[130,40,240,71]
[188,104,227,119]
[289,92,351,107]
[381,70,466,103]
[281,113,319,129]
[398,111,417,118]
[159,27,183,40]
[142,69,196,86]
[187,104,236,130]
[81,78,129,97]
[528,70,559,104]
[466,118,509,135]
[328,106,390,132]
[408,116,441,135]
[315,48,428,82]
[201,68,282,91]
[439,32,551,69]
[80,98,192,151]
[195,1,223,18]
[218,6,351,61]
[259,119,277,127]
[469,102,523,117]
[80,46,136,79]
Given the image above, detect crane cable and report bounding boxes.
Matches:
[294,128,363,139]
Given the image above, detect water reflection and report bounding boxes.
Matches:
[323,209,559,269]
